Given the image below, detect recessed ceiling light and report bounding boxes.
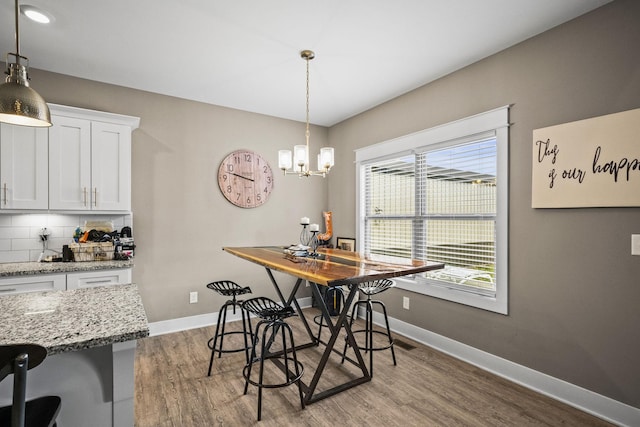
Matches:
[20,4,54,24]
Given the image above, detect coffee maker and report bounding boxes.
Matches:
[119,226,135,258]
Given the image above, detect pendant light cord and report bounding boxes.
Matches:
[305,55,310,154]
[14,0,21,59]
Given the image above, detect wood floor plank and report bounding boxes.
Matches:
[134,308,612,426]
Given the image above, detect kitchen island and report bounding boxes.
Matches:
[0,283,148,426]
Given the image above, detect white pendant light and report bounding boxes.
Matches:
[0,0,51,127]
[278,50,334,178]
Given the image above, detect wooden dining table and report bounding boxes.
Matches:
[223,246,444,404]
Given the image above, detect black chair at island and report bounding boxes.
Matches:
[0,343,61,427]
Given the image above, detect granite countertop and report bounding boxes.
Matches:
[0,284,149,355]
[0,259,134,277]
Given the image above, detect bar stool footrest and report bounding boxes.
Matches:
[312,313,351,327]
[347,329,395,352]
[208,330,254,353]
[243,357,304,389]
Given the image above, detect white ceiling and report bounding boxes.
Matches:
[1,0,611,126]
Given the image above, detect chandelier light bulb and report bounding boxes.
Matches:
[278,150,292,170]
[294,145,308,168]
[320,147,334,169]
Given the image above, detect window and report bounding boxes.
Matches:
[355,106,509,314]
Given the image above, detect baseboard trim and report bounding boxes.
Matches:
[149,299,638,426]
[148,296,313,336]
[148,312,218,337]
[362,308,639,427]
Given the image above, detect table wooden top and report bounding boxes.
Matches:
[223,246,444,286]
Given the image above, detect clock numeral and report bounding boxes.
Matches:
[266,176,272,184]
[246,197,252,204]
[226,185,232,193]
[263,186,268,194]
[244,153,252,162]
[256,194,262,202]
[236,192,241,201]
[227,164,234,172]
[222,174,228,181]
[263,165,268,173]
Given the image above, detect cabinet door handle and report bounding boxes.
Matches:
[93,188,97,207]
[85,279,112,285]
[2,183,6,205]
[83,187,87,207]
[0,288,17,293]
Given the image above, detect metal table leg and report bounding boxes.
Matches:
[264,267,371,404]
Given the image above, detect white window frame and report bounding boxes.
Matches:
[355,106,509,314]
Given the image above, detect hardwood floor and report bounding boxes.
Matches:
[134,308,611,426]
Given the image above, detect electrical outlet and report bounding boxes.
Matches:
[632,234,640,256]
[402,296,410,310]
[39,227,50,241]
[189,291,198,304]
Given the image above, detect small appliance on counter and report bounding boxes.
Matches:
[117,238,135,258]
[62,244,74,262]
[117,226,135,259]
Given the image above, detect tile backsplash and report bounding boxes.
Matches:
[0,213,132,263]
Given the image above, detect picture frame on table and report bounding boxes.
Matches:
[337,237,356,252]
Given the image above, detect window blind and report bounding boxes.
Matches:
[362,138,497,296]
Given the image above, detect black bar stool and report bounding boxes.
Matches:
[0,343,61,427]
[242,297,305,421]
[206,280,253,376]
[313,285,346,342]
[341,278,396,377]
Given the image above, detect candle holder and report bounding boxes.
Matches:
[309,231,319,257]
[300,224,312,247]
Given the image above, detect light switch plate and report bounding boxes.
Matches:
[189,291,198,303]
[632,234,640,256]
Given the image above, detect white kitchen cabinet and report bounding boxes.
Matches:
[91,121,132,211]
[0,123,49,210]
[66,268,132,290]
[48,115,90,210]
[0,274,66,296]
[48,104,139,212]
[0,268,132,295]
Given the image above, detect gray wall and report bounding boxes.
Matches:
[26,70,324,322]
[327,0,639,408]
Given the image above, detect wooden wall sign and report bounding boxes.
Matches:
[532,108,640,208]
